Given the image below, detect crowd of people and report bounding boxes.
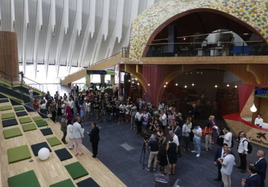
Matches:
[31,86,267,187]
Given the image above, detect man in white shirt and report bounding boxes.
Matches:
[254,114,263,128]
[218,147,235,187]
[191,125,202,157]
[221,127,233,148]
[160,110,167,131]
[237,131,248,173]
[72,117,84,156]
[135,110,143,135]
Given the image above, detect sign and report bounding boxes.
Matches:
[247,128,268,148]
[87,70,107,75]
[255,87,268,98]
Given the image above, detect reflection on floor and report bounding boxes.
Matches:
[81,118,268,187]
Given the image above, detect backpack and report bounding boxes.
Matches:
[243,139,253,154]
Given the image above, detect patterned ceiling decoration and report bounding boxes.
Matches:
[129,0,268,61]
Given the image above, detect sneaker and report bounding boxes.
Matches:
[191,150,197,153]
[196,154,200,157]
[146,167,150,171]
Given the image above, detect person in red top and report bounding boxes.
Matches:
[65,104,73,124]
[203,123,213,151]
[33,99,39,112]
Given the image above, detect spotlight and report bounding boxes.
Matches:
[164,85,166,88]
[227,84,230,87]
[235,85,237,88]
[215,85,218,88]
[132,81,134,84]
[135,78,137,81]
[128,80,131,82]
[148,83,150,86]
[166,82,168,84]
[175,83,178,86]
[137,83,140,85]
[192,83,194,86]
[184,85,187,88]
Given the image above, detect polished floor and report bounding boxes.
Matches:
[79,117,268,187]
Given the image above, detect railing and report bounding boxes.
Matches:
[146,41,268,57]
[22,76,44,93]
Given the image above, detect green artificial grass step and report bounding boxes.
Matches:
[19,117,32,124]
[36,120,48,127]
[22,123,37,132]
[14,106,24,111]
[65,162,89,180]
[8,170,41,187]
[3,127,23,139]
[7,145,31,164]
[50,179,75,187]
[32,116,43,122]
[47,137,61,147]
[1,112,15,119]
[0,105,12,111]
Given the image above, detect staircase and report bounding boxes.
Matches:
[61,52,123,86]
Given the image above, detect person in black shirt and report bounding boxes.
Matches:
[87,122,100,158]
[146,136,160,171]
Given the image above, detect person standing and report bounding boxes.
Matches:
[237,131,248,173]
[182,120,191,151]
[72,117,84,156]
[173,122,182,157]
[254,150,267,187]
[241,165,261,187]
[214,143,228,181]
[166,137,178,175]
[60,114,68,144]
[221,127,232,148]
[146,135,160,172]
[87,122,100,158]
[218,147,235,187]
[157,144,168,173]
[192,124,202,157]
[203,123,212,151]
[67,121,74,149]
[135,109,143,135]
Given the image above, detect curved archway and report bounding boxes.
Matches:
[129,0,268,60]
[143,8,267,58]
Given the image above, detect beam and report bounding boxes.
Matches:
[33,0,42,79]
[122,0,139,47]
[45,0,53,78]
[105,0,124,58]
[22,0,29,74]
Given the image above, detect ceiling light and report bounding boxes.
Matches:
[148,83,150,86]
[235,85,237,88]
[175,83,178,86]
[215,85,218,88]
[166,82,168,84]
[164,85,166,88]
[137,83,140,85]
[250,104,257,112]
[192,83,195,86]
[132,81,134,84]
[227,84,230,87]
[184,85,187,88]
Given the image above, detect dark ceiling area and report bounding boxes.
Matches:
[152,11,263,43]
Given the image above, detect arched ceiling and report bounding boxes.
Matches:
[129,0,268,61]
[0,0,162,78]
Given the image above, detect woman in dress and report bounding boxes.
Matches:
[166,137,178,175]
[157,144,168,174]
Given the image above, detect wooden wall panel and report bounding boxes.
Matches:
[0,31,19,81]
